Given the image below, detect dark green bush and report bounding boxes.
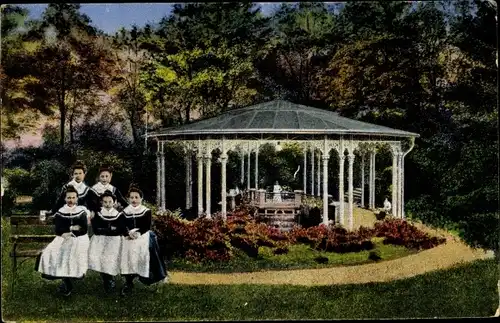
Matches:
[30,159,68,211]
[458,212,499,257]
[368,250,382,261]
[3,167,32,197]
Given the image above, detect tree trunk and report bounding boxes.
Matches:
[130,114,138,144]
[129,107,141,145]
[59,101,66,148]
[185,104,191,124]
[69,112,74,144]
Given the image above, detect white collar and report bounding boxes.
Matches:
[99,207,120,220]
[58,204,87,216]
[92,182,114,195]
[123,204,148,216]
[68,180,88,195]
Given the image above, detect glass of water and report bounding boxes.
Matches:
[39,210,47,222]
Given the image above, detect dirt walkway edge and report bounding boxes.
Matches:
[166,240,492,286]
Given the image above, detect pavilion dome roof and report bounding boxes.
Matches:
[148,100,419,138]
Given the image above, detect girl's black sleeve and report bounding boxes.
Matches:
[54,214,70,236]
[74,212,88,236]
[138,210,152,234]
[87,189,101,213]
[117,213,128,236]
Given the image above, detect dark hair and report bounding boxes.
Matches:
[65,185,78,196]
[98,165,113,175]
[71,160,87,173]
[127,184,143,198]
[100,189,116,202]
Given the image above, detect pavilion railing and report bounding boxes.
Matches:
[263,192,295,204]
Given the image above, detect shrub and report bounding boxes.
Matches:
[1,189,16,216]
[458,212,499,257]
[368,250,382,261]
[273,246,290,255]
[374,218,446,250]
[153,212,233,263]
[314,256,329,264]
[30,159,68,211]
[289,224,375,253]
[230,235,259,258]
[2,167,32,197]
[376,211,386,221]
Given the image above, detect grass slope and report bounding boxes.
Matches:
[1,259,497,320]
[169,238,416,273]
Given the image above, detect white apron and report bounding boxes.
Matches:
[38,234,90,278]
[120,231,150,277]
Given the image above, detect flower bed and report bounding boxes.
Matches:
[153,207,446,265]
[288,225,375,253]
[373,218,447,250]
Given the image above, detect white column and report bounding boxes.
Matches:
[338,151,345,226]
[303,146,307,194]
[156,148,161,208]
[255,144,259,189]
[361,153,365,208]
[322,155,329,225]
[247,146,251,190]
[391,147,398,217]
[185,153,190,210]
[347,152,355,230]
[398,152,403,218]
[311,149,315,196]
[197,152,204,216]
[368,151,373,209]
[160,142,166,211]
[188,154,193,209]
[205,153,211,217]
[369,150,377,209]
[400,153,406,219]
[240,151,244,186]
[221,152,228,220]
[317,150,321,196]
[373,151,377,208]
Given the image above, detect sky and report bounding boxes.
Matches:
[18,3,283,35]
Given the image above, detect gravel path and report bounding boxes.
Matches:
[168,239,491,286]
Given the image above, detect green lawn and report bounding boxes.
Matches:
[169,238,416,273]
[2,258,498,321]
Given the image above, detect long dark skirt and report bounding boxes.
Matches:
[138,231,167,286]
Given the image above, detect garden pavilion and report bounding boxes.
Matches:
[146,100,419,230]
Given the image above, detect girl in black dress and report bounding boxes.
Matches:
[91,165,128,211]
[49,161,97,216]
[36,186,90,296]
[88,190,125,293]
[119,185,167,296]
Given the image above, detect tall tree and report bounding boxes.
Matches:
[442,0,498,250]
[256,2,338,105]
[110,25,151,145]
[22,4,111,148]
[141,3,270,125]
[0,5,51,140]
[321,1,416,125]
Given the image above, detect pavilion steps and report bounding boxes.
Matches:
[343,187,362,204]
[256,207,299,232]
